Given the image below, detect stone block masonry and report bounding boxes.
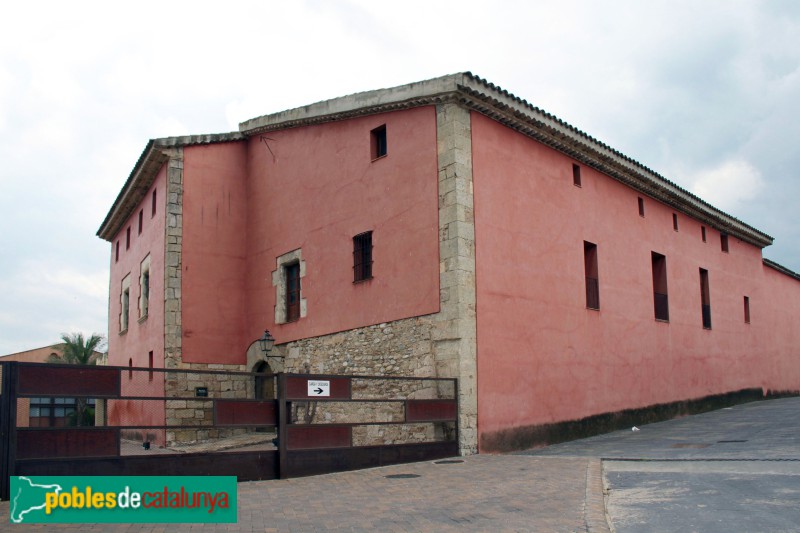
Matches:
[163,148,184,372]
[161,102,479,453]
[264,102,479,454]
[433,103,478,455]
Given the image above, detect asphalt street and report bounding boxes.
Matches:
[522,396,800,532]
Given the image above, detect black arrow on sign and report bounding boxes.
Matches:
[314,388,324,395]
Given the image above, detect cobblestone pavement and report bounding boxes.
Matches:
[0,454,608,532]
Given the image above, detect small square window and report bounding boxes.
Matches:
[638,197,645,217]
[353,231,373,282]
[371,125,387,160]
[151,189,157,218]
[721,234,729,253]
[673,213,679,231]
[115,241,120,263]
[572,164,582,187]
[126,227,131,250]
[138,209,143,235]
[701,226,707,242]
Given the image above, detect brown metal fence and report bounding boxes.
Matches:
[0,362,458,500]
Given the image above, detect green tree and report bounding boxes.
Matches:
[47,332,106,426]
[47,332,105,366]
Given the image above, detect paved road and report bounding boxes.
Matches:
[522,396,800,532]
[2,397,799,531]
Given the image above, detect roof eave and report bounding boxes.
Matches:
[96,140,165,242]
[238,72,773,249]
[96,133,245,242]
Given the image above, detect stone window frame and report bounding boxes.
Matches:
[139,254,151,321]
[120,273,131,333]
[272,249,307,324]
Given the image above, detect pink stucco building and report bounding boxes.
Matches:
[98,73,800,454]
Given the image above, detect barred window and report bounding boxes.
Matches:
[353,231,373,283]
[285,262,301,322]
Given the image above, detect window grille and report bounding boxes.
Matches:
[285,263,301,322]
[353,232,373,282]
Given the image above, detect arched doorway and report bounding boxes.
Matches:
[253,361,275,400]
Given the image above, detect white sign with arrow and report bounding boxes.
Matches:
[308,380,330,397]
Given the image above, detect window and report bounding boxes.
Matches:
[701,226,707,242]
[115,241,120,263]
[28,397,95,427]
[638,197,645,217]
[126,227,131,250]
[151,189,157,218]
[128,358,133,379]
[120,275,131,332]
[353,231,373,282]
[139,255,151,319]
[572,164,582,187]
[138,209,143,235]
[721,234,729,253]
[700,268,711,329]
[652,252,669,321]
[272,249,306,324]
[371,125,387,160]
[148,351,154,381]
[673,213,679,231]
[584,241,599,310]
[744,296,750,324]
[285,262,301,322]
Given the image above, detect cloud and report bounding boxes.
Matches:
[689,159,765,214]
[0,260,108,354]
[2,0,800,354]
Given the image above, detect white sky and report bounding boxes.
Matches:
[1,0,799,354]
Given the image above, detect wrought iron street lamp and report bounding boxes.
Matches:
[258,329,282,360]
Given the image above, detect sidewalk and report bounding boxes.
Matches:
[1,454,606,532]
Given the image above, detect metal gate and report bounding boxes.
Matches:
[0,362,458,500]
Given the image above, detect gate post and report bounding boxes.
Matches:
[277,372,288,479]
[0,362,19,501]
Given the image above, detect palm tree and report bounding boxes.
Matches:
[47,332,105,366]
[47,333,106,426]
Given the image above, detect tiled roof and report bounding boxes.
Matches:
[100,74,773,248]
[763,258,800,282]
[97,133,244,241]
[240,72,773,248]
